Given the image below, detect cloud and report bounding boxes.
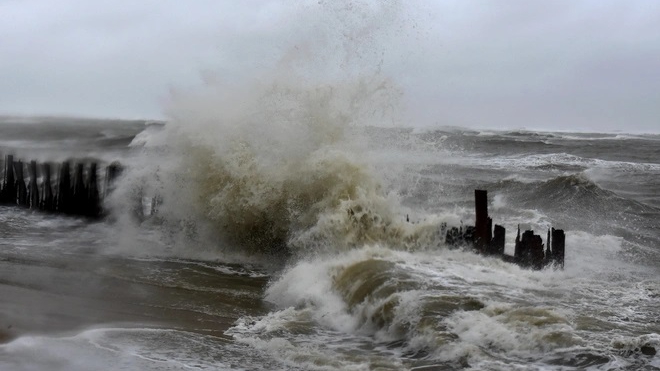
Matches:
[399,0,660,132]
[0,0,256,118]
[0,0,658,132]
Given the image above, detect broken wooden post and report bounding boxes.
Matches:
[57,161,71,213]
[530,233,545,270]
[543,229,552,266]
[15,161,27,207]
[445,225,474,248]
[515,229,545,269]
[474,190,491,252]
[491,224,505,255]
[463,225,474,246]
[446,190,565,270]
[551,228,565,269]
[41,163,54,211]
[28,160,39,209]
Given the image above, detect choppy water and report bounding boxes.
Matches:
[1,2,659,368]
[0,119,658,370]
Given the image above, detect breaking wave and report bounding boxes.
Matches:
[110,1,448,257]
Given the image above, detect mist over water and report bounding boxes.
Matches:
[118,0,448,257]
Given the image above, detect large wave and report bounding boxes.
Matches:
[111,1,449,257]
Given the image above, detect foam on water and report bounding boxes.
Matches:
[466,152,660,175]
[0,327,265,371]
[225,220,658,369]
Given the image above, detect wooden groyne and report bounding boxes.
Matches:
[0,155,122,218]
[2,155,566,268]
[445,190,565,269]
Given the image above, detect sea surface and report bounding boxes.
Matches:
[0,117,658,370]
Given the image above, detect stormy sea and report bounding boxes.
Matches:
[0,114,658,370]
[0,2,659,368]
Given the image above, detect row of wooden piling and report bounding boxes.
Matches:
[445,190,565,269]
[0,155,122,218]
[2,155,566,268]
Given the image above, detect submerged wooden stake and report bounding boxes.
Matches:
[72,163,86,215]
[445,190,566,270]
[1,155,16,205]
[515,229,545,269]
[29,160,39,209]
[474,189,491,252]
[491,224,505,255]
[551,228,565,269]
[104,161,123,197]
[87,162,100,217]
[15,161,27,207]
[42,163,54,212]
[58,161,71,214]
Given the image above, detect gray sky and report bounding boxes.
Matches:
[1,0,658,133]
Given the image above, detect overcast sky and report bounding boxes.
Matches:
[1,0,658,133]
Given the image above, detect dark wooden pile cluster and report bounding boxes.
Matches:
[513,227,565,270]
[445,190,565,269]
[0,155,122,218]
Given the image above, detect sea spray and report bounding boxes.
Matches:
[238,245,584,367]
[110,1,450,256]
[156,79,449,255]
[85,3,660,368]
[2,123,659,370]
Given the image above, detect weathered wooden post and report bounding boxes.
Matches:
[491,224,505,255]
[42,163,54,211]
[104,161,123,197]
[2,155,16,205]
[72,163,86,215]
[28,160,40,209]
[445,225,473,248]
[551,228,565,269]
[15,161,27,207]
[474,190,491,252]
[514,225,521,258]
[515,229,545,269]
[543,229,552,266]
[86,162,100,217]
[58,161,71,213]
[530,232,545,270]
[463,225,474,246]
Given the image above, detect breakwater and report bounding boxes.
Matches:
[0,155,121,218]
[445,190,566,269]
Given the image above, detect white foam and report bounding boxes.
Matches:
[231,222,658,368]
[264,248,391,333]
[127,124,167,148]
[0,327,243,371]
[491,193,507,210]
[478,152,660,174]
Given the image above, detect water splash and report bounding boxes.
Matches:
[116,1,443,255]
